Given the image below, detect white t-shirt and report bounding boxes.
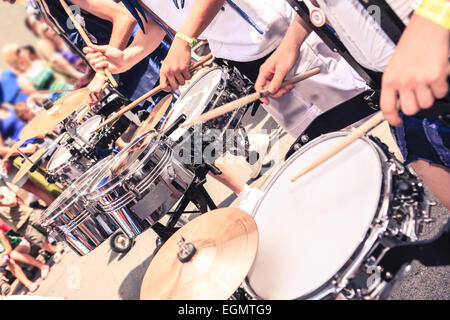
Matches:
[140,0,295,62]
[315,0,415,72]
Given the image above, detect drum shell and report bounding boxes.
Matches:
[41,157,120,256]
[166,66,252,165]
[46,146,97,187]
[88,132,195,238]
[49,207,119,256]
[243,132,421,300]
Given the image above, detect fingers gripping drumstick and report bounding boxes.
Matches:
[92,53,214,132]
[290,64,450,182]
[59,0,118,88]
[180,67,321,128]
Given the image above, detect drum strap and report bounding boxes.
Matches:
[355,0,406,44]
[284,0,449,157]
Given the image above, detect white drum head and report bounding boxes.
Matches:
[48,145,72,171]
[166,68,223,141]
[247,135,383,300]
[76,115,103,141]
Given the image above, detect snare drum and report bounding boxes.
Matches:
[47,114,130,187]
[87,130,195,238]
[164,66,254,164]
[41,157,119,256]
[244,132,428,300]
[46,144,96,187]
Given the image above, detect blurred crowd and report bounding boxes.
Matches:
[0,7,82,296]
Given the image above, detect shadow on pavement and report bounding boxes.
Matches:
[118,252,156,300]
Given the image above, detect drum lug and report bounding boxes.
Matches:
[124,181,142,199]
[422,200,436,224]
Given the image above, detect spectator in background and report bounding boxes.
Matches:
[0,182,63,265]
[35,21,86,76]
[0,69,28,107]
[24,15,85,81]
[2,42,73,98]
[0,228,51,293]
[0,102,55,207]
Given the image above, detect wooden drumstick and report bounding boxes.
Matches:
[290,111,386,182]
[2,140,27,163]
[180,67,321,128]
[59,0,118,88]
[290,64,450,182]
[92,53,214,132]
[133,94,173,138]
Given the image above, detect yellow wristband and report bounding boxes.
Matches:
[175,32,197,48]
[415,0,450,29]
[95,72,108,81]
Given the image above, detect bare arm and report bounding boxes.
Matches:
[0,186,18,208]
[255,15,312,103]
[70,0,137,50]
[380,13,450,125]
[84,18,166,74]
[159,0,226,91]
[70,0,137,103]
[0,231,13,255]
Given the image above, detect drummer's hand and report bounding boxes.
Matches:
[380,14,450,126]
[255,45,299,104]
[87,74,106,105]
[83,46,126,74]
[159,38,192,92]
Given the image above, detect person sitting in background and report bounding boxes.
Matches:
[0,102,55,207]
[2,42,73,100]
[0,228,51,293]
[25,14,86,80]
[0,182,63,265]
[0,69,28,107]
[35,21,87,76]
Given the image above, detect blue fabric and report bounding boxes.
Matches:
[94,147,119,158]
[0,108,25,142]
[45,0,112,49]
[116,34,170,104]
[45,0,168,109]
[0,70,28,104]
[392,114,450,168]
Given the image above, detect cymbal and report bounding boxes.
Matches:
[12,147,48,185]
[19,87,90,141]
[140,208,258,300]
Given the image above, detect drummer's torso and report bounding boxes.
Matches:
[43,0,113,50]
[141,0,295,62]
[314,0,415,72]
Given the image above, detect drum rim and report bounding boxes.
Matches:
[47,144,73,172]
[245,131,393,300]
[86,130,162,198]
[166,66,224,139]
[41,156,114,226]
[75,114,103,140]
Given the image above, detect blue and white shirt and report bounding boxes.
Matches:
[137,0,296,62]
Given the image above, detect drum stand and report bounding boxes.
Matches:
[150,165,218,244]
[376,218,450,299]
